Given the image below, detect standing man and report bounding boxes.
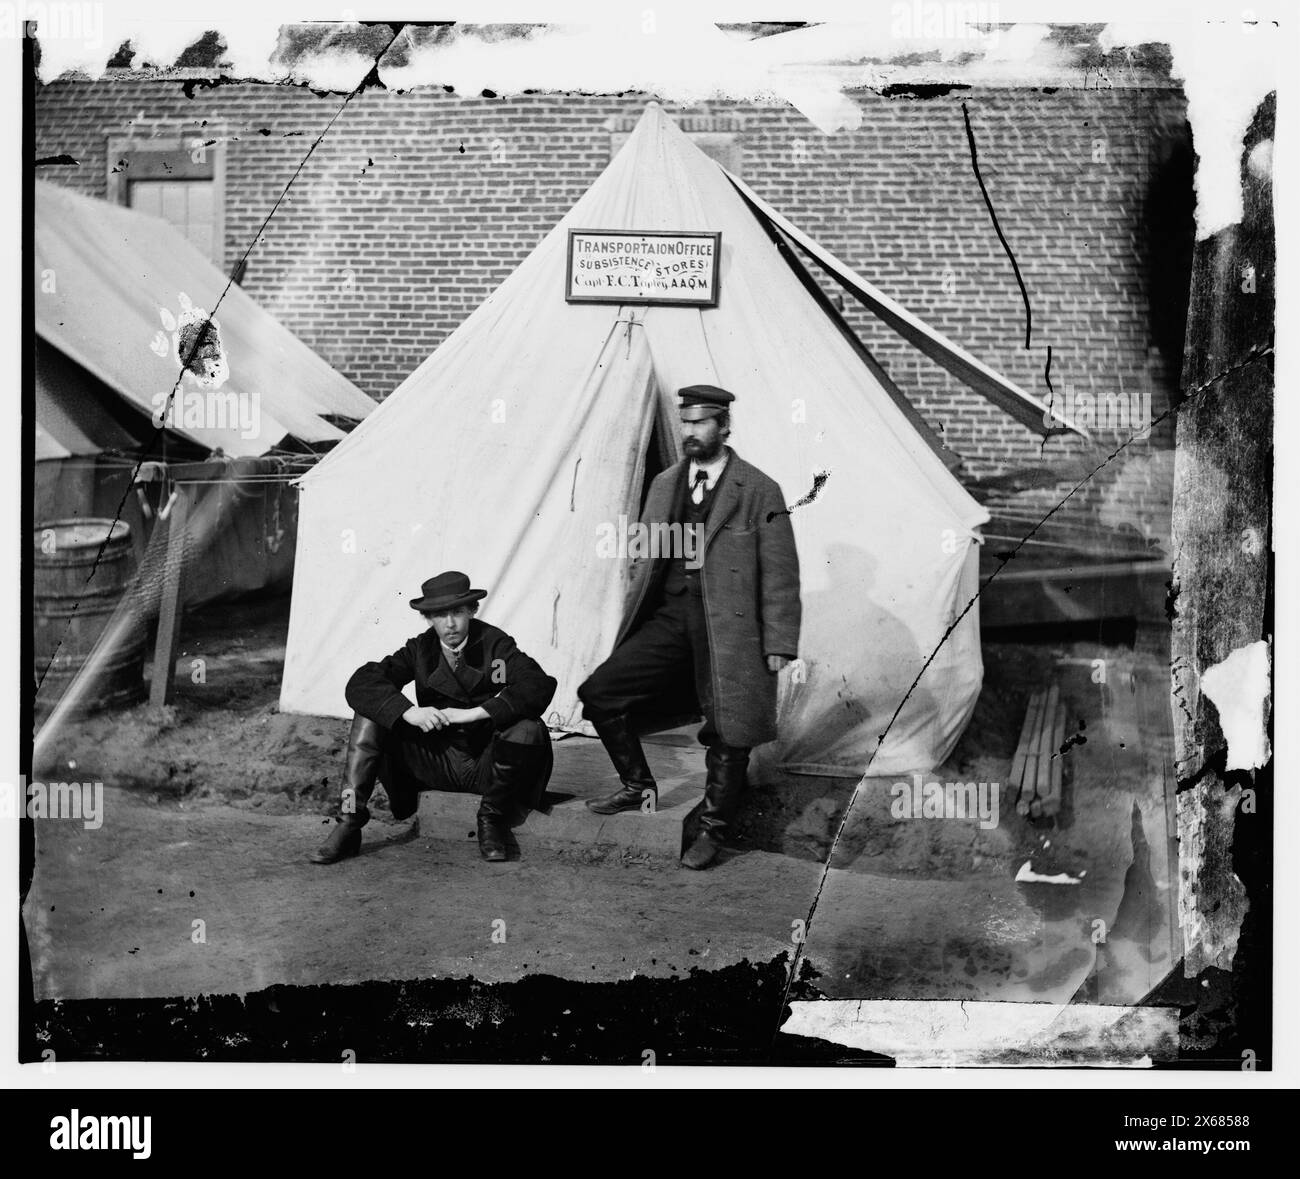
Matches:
[310,570,556,864]
[578,385,801,870]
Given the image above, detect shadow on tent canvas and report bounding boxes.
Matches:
[744,542,941,863]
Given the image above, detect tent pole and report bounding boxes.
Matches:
[148,485,190,709]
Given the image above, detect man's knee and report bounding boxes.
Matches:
[498,717,548,746]
[576,674,605,718]
[348,711,387,748]
[576,669,601,704]
[579,654,629,716]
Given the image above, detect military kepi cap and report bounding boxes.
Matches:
[678,384,735,421]
[410,570,487,612]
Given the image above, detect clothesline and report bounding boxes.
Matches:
[167,476,309,486]
[980,532,1120,551]
[41,456,318,478]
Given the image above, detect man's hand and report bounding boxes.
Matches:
[766,655,791,673]
[403,705,451,732]
[404,705,490,730]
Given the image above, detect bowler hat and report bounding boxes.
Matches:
[678,384,735,421]
[409,570,487,612]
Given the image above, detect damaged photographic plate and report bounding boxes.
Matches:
[4,0,1289,1122]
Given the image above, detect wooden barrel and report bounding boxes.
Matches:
[34,518,146,714]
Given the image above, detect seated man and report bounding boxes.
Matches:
[310,570,556,865]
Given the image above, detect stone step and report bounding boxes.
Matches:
[416,731,707,860]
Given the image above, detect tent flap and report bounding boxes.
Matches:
[725,169,1085,439]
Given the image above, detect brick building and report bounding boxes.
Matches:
[34,70,1191,559]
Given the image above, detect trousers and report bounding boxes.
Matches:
[578,591,753,850]
[578,590,722,747]
[345,714,552,823]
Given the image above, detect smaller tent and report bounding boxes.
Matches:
[34,180,377,457]
[32,182,377,605]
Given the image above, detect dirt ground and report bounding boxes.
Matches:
[24,593,1177,1023]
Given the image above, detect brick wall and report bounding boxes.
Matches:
[34,78,1189,549]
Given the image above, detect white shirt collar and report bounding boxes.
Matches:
[688,447,729,490]
[441,636,469,657]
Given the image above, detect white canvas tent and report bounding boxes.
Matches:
[35,181,378,456]
[281,103,1066,776]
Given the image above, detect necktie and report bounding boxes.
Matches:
[446,646,461,671]
[691,468,709,505]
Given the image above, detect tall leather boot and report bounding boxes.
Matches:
[585,713,658,815]
[477,739,546,861]
[680,744,750,870]
[310,714,382,864]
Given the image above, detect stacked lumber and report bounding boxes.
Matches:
[1010,684,1067,818]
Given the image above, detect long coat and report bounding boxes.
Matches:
[617,448,802,748]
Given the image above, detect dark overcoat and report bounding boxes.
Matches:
[345,619,557,815]
[617,448,802,748]
[346,618,557,734]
